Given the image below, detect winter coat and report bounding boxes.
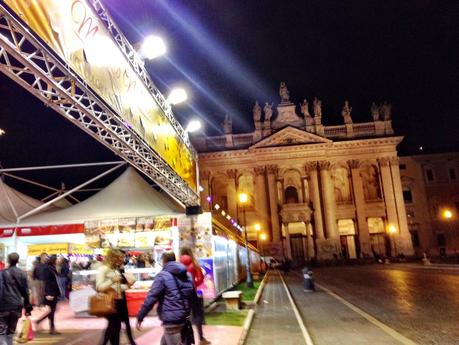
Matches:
[180,255,204,287]
[137,261,195,325]
[0,266,33,313]
[42,264,61,298]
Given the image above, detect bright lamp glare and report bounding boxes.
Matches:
[141,35,167,60]
[0,128,5,136]
[186,120,202,133]
[168,88,188,105]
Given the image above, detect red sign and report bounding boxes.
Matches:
[17,224,84,236]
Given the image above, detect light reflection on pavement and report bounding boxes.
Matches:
[312,265,459,345]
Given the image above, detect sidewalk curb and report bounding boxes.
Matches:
[253,271,269,304]
[237,309,255,345]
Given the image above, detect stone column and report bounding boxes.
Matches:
[389,157,414,255]
[226,169,238,217]
[283,222,292,260]
[378,158,398,231]
[305,162,325,240]
[200,170,211,211]
[267,165,281,243]
[348,160,370,256]
[319,161,339,240]
[254,166,270,240]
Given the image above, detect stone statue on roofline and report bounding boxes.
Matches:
[313,97,322,120]
[279,82,290,103]
[342,100,353,124]
[223,114,232,134]
[253,101,262,122]
[300,99,314,126]
[380,102,392,120]
[371,102,380,121]
[264,102,274,121]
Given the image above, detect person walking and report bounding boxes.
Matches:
[136,251,195,345]
[35,255,61,335]
[180,247,210,345]
[0,253,33,345]
[96,249,135,345]
[56,256,70,301]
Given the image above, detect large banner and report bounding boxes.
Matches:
[4,0,197,191]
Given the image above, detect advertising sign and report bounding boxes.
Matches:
[197,258,216,299]
[4,0,197,191]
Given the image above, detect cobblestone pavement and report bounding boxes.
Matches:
[310,264,459,345]
[245,271,306,345]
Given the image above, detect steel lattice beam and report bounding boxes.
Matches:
[0,4,199,207]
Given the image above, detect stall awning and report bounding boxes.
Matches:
[10,167,184,227]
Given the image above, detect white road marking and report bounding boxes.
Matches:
[315,282,419,345]
[278,271,315,345]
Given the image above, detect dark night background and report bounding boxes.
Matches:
[0,0,458,199]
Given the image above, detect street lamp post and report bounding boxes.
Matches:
[441,209,454,254]
[387,224,398,257]
[239,193,253,288]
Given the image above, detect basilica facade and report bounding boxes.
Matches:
[193,83,414,262]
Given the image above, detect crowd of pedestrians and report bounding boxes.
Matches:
[0,246,211,345]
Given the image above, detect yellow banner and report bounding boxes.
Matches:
[69,243,94,255]
[4,0,197,191]
[28,243,69,257]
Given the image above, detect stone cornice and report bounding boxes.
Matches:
[198,136,403,161]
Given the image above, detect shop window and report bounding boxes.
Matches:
[425,168,434,182]
[403,189,413,204]
[449,168,457,181]
[410,231,420,248]
[285,186,299,204]
[399,164,406,170]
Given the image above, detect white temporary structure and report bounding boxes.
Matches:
[15,167,184,227]
[0,178,67,226]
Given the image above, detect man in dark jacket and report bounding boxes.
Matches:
[35,255,61,335]
[136,252,195,345]
[0,253,33,345]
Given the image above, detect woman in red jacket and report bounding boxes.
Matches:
[180,247,210,345]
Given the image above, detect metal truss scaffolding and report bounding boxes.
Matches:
[0,4,199,207]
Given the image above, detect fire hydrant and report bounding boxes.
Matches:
[303,267,315,292]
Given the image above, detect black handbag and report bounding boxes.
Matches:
[171,274,195,345]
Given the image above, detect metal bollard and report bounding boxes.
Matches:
[303,267,315,292]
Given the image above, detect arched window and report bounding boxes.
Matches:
[285,186,299,204]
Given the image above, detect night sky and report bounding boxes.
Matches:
[0,0,458,198]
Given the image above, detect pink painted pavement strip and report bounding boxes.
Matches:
[29,301,243,345]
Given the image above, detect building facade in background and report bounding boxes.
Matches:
[400,153,459,256]
[193,83,414,263]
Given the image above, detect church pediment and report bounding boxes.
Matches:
[250,126,331,149]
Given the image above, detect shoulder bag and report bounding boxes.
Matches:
[171,273,195,345]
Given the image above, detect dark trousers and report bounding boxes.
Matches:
[101,298,135,345]
[36,299,57,330]
[119,294,136,345]
[0,310,21,345]
[192,296,205,340]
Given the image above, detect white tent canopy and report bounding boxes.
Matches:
[0,178,65,225]
[14,167,184,226]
